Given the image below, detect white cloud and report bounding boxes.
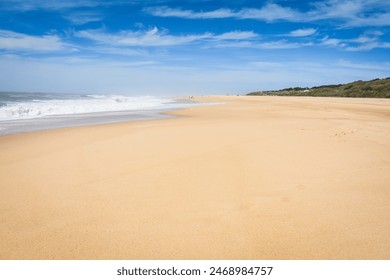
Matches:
[311,0,390,27]
[213,31,258,40]
[0,30,67,52]
[380,42,390,48]
[144,6,235,19]
[346,12,390,27]
[76,26,351,51]
[345,42,379,51]
[76,27,320,51]
[287,28,317,37]
[312,0,363,19]
[145,4,305,22]
[145,1,390,27]
[211,41,258,49]
[345,41,390,51]
[76,27,210,46]
[63,12,104,25]
[237,4,304,21]
[321,36,345,47]
[214,39,308,50]
[352,35,375,44]
[320,31,390,51]
[254,40,304,49]
[76,27,259,47]
[327,27,390,51]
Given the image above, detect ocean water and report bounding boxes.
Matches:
[0,92,197,135]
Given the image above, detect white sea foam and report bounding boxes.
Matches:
[0,95,178,121]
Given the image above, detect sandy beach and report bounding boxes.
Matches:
[0,96,389,259]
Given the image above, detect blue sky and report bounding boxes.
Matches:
[0,0,389,95]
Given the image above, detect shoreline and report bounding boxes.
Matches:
[0,98,209,136]
[0,108,175,136]
[0,95,389,259]
[1,94,388,136]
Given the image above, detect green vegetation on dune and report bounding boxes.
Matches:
[247,77,390,98]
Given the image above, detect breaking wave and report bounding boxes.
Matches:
[0,94,178,121]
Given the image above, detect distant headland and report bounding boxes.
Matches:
[247,77,390,98]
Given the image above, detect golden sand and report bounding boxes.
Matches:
[0,96,389,259]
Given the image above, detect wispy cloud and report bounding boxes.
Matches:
[213,31,258,40]
[237,4,305,21]
[0,30,68,52]
[144,4,304,22]
[63,11,104,25]
[311,0,390,27]
[321,30,390,51]
[76,27,210,46]
[255,40,308,49]
[75,26,314,51]
[74,26,314,55]
[321,36,345,48]
[287,28,317,37]
[214,39,306,50]
[144,6,235,19]
[75,27,259,47]
[145,1,390,27]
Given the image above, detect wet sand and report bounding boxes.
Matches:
[0,96,389,259]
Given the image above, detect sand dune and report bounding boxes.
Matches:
[0,96,389,259]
